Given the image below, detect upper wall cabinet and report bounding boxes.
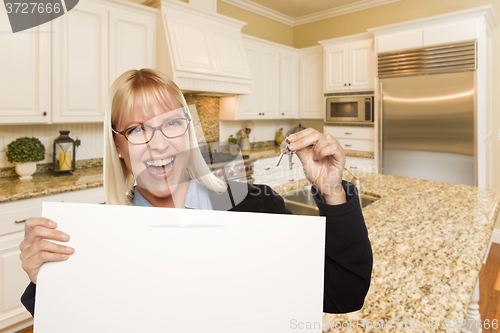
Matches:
[375,20,481,53]
[0,9,51,123]
[299,46,323,119]
[320,33,374,93]
[0,0,157,124]
[219,35,298,120]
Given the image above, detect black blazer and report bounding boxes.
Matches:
[21,180,372,315]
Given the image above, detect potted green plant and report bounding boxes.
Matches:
[6,137,46,180]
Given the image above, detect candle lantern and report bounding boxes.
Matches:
[53,130,76,176]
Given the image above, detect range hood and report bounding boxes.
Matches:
[148,0,253,95]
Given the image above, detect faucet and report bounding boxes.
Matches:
[343,166,362,196]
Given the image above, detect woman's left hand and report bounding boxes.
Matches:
[287,128,346,205]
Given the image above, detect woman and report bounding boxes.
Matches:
[20,69,373,315]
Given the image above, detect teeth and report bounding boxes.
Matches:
[146,157,174,167]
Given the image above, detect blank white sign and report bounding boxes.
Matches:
[35,202,326,333]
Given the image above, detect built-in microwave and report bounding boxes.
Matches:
[325,93,374,123]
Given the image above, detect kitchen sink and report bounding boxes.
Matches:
[282,186,378,216]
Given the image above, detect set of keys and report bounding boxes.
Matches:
[276,137,295,170]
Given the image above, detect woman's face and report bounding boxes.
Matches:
[114,94,191,200]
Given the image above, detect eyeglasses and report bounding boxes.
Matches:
[112,117,191,145]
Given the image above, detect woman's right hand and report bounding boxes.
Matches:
[19,217,74,284]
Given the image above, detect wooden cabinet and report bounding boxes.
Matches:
[0,0,157,125]
[299,47,324,119]
[219,35,299,120]
[0,10,51,124]
[0,187,105,331]
[321,33,374,93]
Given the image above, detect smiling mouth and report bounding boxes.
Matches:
[145,156,175,174]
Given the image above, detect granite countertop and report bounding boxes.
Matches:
[2,163,500,332]
[273,172,500,333]
[242,145,374,159]
[0,167,104,203]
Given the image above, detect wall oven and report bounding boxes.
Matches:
[325,92,374,124]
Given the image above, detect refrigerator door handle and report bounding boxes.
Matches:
[379,82,383,174]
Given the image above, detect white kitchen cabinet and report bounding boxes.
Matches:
[345,156,376,173]
[324,125,374,153]
[279,52,299,119]
[0,187,105,331]
[320,33,374,93]
[374,17,480,53]
[219,35,299,120]
[299,47,324,119]
[252,155,305,187]
[52,1,109,123]
[261,49,280,119]
[0,0,157,125]
[0,11,51,124]
[109,8,156,83]
[376,30,423,53]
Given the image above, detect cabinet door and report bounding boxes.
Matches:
[423,20,478,47]
[212,27,251,79]
[299,52,324,119]
[349,40,374,90]
[0,10,50,124]
[237,46,262,119]
[0,232,32,331]
[166,16,218,75]
[377,30,423,53]
[52,2,109,123]
[280,52,299,119]
[109,10,156,83]
[261,50,280,118]
[324,45,348,92]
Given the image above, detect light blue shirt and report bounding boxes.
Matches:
[132,180,214,210]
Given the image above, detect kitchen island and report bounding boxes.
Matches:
[274,172,500,333]
[2,167,499,333]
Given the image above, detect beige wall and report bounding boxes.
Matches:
[216,1,293,46]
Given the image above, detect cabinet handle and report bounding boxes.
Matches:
[282,113,284,115]
[263,113,265,115]
[344,83,347,86]
[15,219,27,223]
[289,178,294,182]
[344,144,352,147]
[351,166,357,169]
[349,83,351,86]
[42,112,47,116]
[345,132,352,135]
[264,167,271,171]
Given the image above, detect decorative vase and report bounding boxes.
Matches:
[276,128,285,146]
[15,162,37,180]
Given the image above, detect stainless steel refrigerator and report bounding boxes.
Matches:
[379,71,476,186]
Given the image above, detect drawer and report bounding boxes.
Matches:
[253,154,302,178]
[253,167,305,187]
[0,187,105,236]
[345,156,377,173]
[338,138,374,152]
[324,126,374,140]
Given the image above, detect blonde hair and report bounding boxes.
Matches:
[104,68,227,205]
